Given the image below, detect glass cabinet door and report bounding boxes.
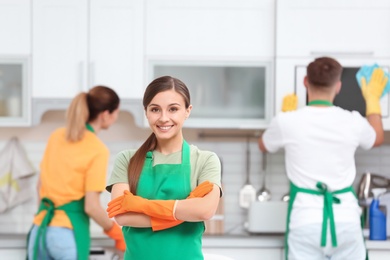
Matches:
[151,61,273,129]
[0,57,29,125]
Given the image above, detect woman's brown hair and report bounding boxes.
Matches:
[128,76,191,193]
[65,85,120,142]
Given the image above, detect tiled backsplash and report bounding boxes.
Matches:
[1,138,390,236]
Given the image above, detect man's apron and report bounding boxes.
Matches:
[284,181,367,260]
[122,140,204,260]
[27,197,90,260]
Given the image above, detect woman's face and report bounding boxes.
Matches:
[145,89,192,142]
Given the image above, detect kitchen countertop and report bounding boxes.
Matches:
[1,233,390,250]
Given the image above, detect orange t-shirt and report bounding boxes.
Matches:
[33,127,109,229]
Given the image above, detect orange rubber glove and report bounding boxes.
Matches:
[104,221,125,251]
[281,93,298,112]
[107,191,177,220]
[361,68,389,115]
[151,181,214,231]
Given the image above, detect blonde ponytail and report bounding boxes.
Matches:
[65,92,89,142]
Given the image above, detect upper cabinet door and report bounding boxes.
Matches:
[145,0,275,58]
[276,0,390,58]
[0,0,31,56]
[32,0,88,98]
[33,0,145,99]
[89,0,144,99]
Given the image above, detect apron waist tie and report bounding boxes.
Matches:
[29,197,88,260]
[291,182,353,247]
[34,197,56,260]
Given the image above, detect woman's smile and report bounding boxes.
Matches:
[158,125,174,131]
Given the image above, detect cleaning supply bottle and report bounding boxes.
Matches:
[369,188,387,240]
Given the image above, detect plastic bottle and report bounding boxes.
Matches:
[369,188,387,240]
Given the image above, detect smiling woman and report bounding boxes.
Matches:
[106,75,223,260]
[145,85,191,144]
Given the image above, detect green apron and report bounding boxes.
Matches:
[27,124,94,259]
[122,140,204,260]
[284,181,367,260]
[27,197,90,260]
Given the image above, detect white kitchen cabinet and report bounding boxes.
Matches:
[276,0,390,58]
[202,236,284,260]
[0,57,31,126]
[203,248,282,260]
[0,0,31,126]
[89,0,144,100]
[32,0,144,99]
[368,250,390,260]
[0,0,31,56]
[145,0,275,129]
[280,247,390,260]
[150,60,273,129]
[145,0,275,58]
[366,240,390,260]
[32,0,88,98]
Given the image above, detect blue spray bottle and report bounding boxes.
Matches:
[369,188,387,240]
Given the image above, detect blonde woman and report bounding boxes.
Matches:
[27,86,125,260]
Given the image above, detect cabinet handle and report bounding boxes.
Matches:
[310,51,374,57]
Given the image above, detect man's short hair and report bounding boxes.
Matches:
[307,57,343,87]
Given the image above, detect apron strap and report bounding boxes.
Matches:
[33,197,56,260]
[181,140,191,165]
[289,182,353,247]
[58,198,90,260]
[285,182,365,260]
[30,197,89,260]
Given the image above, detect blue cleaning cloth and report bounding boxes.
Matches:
[356,63,390,98]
